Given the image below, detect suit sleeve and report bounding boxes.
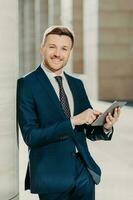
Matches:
[17,78,74,148]
[78,81,113,141]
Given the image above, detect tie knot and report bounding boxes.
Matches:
[55,76,63,87]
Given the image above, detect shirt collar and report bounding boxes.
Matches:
[41,62,64,79]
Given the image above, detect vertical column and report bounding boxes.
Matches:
[53,0,61,24]
[23,0,35,74]
[0,0,19,199]
[19,0,25,76]
[73,0,84,74]
[99,0,133,100]
[83,0,99,99]
[48,0,54,25]
[19,0,49,75]
[48,0,61,25]
[61,0,73,73]
[34,0,48,66]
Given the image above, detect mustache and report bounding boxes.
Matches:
[52,55,63,60]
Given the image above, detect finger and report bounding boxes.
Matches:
[113,108,120,121]
[104,116,113,128]
[117,107,121,116]
[93,110,102,116]
[113,112,118,121]
[113,108,118,118]
[114,107,120,115]
[106,115,112,124]
[107,113,114,121]
[91,114,97,121]
[87,114,96,124]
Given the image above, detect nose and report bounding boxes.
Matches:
[54,48,61,57]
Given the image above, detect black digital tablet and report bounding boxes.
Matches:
[91,101,127,126]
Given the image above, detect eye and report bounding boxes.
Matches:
[62,47,68,51]
[49,46,55,49]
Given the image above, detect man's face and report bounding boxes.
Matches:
[40,34,72,74]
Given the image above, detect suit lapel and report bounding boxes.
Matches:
[35,66,66,119]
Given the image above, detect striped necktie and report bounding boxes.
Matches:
[55,76,71,118]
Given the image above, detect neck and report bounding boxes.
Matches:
[42,62,63,76]
[54,70,63,76]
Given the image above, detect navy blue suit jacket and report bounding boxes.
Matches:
[17,66,112,194]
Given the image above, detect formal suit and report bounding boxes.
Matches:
[17,65,112,197]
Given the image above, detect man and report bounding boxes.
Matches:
[17,26,120,200]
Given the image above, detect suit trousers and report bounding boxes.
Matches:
[38,153,95,200]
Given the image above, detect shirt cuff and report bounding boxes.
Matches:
[103,127,113,136]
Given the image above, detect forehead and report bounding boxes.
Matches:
[45,34,72,47]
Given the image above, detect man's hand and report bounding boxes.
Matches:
[103,107,121,130]
[71,109,101,126]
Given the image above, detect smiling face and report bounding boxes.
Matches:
[40,34,72,75]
